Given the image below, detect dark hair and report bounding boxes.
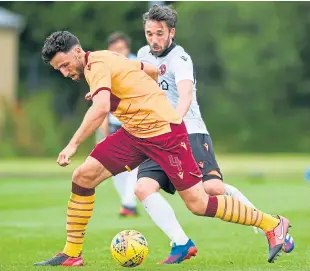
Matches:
[106,31,131,48]
[41,31,80,63]
[143,5,178,29]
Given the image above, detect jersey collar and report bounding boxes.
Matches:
[150,41,176,58]
[85,51,91,64]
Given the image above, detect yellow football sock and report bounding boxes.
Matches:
[63,192,95,257]
[205,196,279,232]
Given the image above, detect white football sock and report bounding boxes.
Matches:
[224,184,265,235]
[113,171,132,205]
[122,168,138,208]
[142,192,189,245]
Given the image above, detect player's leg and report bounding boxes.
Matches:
[193,134,258,209]
[34,157,112,266]
[113,170,138,216]
[136,159,196,264]
[192,133,266,235]
[193,133,294,251]
[178,182,291,262]
[120,168,138,216]
[139,123,292,263]
[136,160,190,246]
[34,128,146,266]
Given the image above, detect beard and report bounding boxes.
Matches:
[149,36,172,57]
[72,55,84,82]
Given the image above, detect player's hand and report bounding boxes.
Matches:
[85,92,92,101]
[57,144,78,167]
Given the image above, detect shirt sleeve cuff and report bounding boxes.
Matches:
[92,87,111,98]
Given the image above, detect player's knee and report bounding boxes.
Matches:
[72,167,93,188]
[204,179,225,195]
[185,199,207,216]
[135,177,160,201]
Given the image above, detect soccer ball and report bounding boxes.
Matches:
[111,230,148,267]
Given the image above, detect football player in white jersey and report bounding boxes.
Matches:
[96,32,138,217]
[135,5,294,264]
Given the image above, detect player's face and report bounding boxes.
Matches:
[145,20,175,56]
[50,47,84,81]
[108,40,130,57]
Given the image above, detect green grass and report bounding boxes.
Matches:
[0,156,310,270]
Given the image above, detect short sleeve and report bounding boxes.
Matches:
[130,59,144,70]
[170,55,194,84]
[85,61,112,98]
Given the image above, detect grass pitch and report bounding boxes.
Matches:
[0,155,309,271]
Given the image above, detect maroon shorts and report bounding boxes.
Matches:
[90,122,202,191]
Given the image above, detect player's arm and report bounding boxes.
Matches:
[85,91,110,137]
[68,90,110,147]
[132,59,159,83]
[99,116,110,137]
[173,56,194,118]
[176,80,193,118]
[141,62,159,83]
[69,61,112,148]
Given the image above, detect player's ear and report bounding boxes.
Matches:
[74,46,81,54]
[170,28,176,39]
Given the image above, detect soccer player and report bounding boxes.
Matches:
[134,5,294,264]
[96,32,138,217]
[35,30,292,266]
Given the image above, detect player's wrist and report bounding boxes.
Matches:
[68,140,79,149]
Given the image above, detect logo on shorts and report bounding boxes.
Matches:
[180,142,187,150]
[203,143,209,152]
[159,64,166,75]
[198,161,204,169]
[189,172,203,178]
[168,155,182,171]
[178,171,184,179]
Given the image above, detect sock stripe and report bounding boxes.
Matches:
[67,230,85,233]
[236,200,241,223]
[67,222,88,226]
[72,183,95,196]
[250,208,253,225]
[205,196,218,217]
[253,210,259,226]
[243,206,247,225]
[67,234,84,239]
[67,240,83,245]
[228,198,235,222]
[67,215,91,219]
[257,213,263,227]
[68,207,93,211]
[70,199,94,205]
[221,196,228,220]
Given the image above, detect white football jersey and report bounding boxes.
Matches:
[137,43,208,135]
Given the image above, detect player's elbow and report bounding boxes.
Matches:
[93,101,110,118]
[143,63,159,81]
[180,90,193,106]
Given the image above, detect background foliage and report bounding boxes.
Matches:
[1,1,309,156]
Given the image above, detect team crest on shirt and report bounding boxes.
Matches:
[159,64,166,75]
